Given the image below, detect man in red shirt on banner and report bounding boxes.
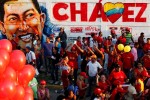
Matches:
[143,38,150,53]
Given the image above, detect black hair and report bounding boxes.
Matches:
[55,36,60,41]
[54,47,59,52]
[77,36,81,39]
[57,95,65,100]
[114,92,121,100]
[91,33,95,37]
[0,0,41,22]
[134,42,139,46]
[129,78,136,85]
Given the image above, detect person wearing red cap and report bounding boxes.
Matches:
[125,27,134,45]
[38,80,50,100]
[66,45,78,85]
[91,88,105,100]
[77,72,89,99]
[135,70,150,99]
[143,38,150,54]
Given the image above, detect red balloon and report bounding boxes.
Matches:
[0,97,8,100]
[18,65,35,87]
[3,67,17,82]
[23,93,33,100]
[11,85,25,100]
[0,56,7,75]
[0,80,16,98]
[0,39,12,53]
[9,50,26,71]
[24,87,33,96]
[0,49,10,66]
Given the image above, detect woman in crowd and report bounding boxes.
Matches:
[55,36,61,54]
[134,62,147,78]
[77,72,89,100]
[96,74,110,93]
[51,47,61,84]
[34,39,42,73]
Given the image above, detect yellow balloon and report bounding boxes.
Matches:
[117,44,124,51]
[124,46,131,52]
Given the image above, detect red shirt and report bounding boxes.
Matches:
[77,82,87,97]
[67,52,78,69]
[143,43,150,53]
[122,52,134,69]
[134,68,147,78]
[103,39,111,47]
[98,81,110,92]
[76,41,82,54]
[118,36,126,45]
[97,36,103,44]
[109,71,127,86]
[142,55,150,69]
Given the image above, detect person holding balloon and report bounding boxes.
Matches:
[121,45,134,79]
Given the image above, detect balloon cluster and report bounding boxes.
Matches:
[118,44,131,52]
[0,39,35,100]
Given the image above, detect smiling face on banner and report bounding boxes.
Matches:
[0,0,45,49]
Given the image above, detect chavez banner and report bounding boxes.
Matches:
[0,0,150,48]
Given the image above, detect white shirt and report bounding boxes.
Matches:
[87,61,102,77]
[112,38,117,45]
[26,51,36,64]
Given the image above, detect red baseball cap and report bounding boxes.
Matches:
[111,30,116,34]
[126,27,130,32]
[40,80,46,85]
[80,72,88,78]
[141,71,150,77]
[68,61,74,68]
[94,88,102,95]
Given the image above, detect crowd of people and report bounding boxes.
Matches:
[24,27,150,100]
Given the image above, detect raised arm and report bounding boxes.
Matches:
[74,43,84,53]
[93,45,104,60]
